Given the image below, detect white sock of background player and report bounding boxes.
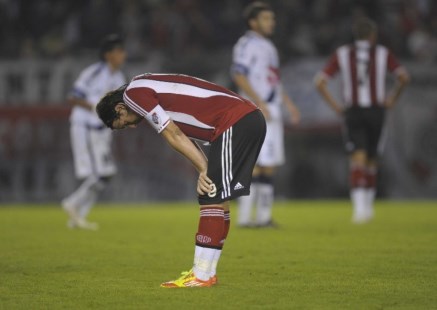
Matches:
[63,176,106,219]
[238,182,258,226]
[255,175,274,225]
[77,189,98,219]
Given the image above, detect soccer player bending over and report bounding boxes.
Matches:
[96,73,266,287]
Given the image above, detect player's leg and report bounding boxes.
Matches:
[238,118,280,227]
[237,165,260,227]
[255,165,276,227]
[161,130,230,288]
[76,176,111,219]
[193,202,228,281]
[174,201,231,287]
[62,176,109,230]
[190,126,236,285]
[74,128,116,220]
[209,201,231,283]
[349,150,369,223]
[62,125,115,229]
[161,201,226,288]
[203,110,265,279]
[62,123,94,227]
[161,111,266,288]
[364,159,377,220]
[344,108,369,223]
[254,120,284,227]
[364,106,386,220]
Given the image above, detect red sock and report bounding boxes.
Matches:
[223,210,230,241]
[350,165,367,189]
[196,207,224,249]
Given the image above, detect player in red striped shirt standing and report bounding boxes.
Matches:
[96,73,266,287]
[315,18,409,223]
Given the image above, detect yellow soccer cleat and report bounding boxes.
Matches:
[160,269,215,288]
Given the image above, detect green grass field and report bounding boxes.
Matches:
[0,201,436,310]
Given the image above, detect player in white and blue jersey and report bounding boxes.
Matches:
[231,2,300,227]
[62,34,127,230]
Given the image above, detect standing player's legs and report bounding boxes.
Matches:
[253,165,276,226]
[364,159,377,220]
[62,124,116,229]
[251,120,284,227]
[349,150,369,223]
[238,165,276,227]
[237,173,257,227]
[237,120,283,227]
[197,111,265,281]
[161,111,266,288]
[344,108,369,223]
[363,107,386,220]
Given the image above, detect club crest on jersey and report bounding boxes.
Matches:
[152,112,160,125]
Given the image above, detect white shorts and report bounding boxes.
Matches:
[256,119,285,167]
[70,123,116,179]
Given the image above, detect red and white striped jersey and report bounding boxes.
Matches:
[320,40,404,107]
[123,73,258,142]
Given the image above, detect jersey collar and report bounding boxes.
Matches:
[247,30,266,40]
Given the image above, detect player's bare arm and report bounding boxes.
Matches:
[193,141,208,162]
[67,97,94,111]
[233,73,271,120]
[161,121,213,195]
[314,74,344,116]
[282,91,301,124]
[384,68,410,109]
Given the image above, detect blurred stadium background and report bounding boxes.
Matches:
[1,0,436,203]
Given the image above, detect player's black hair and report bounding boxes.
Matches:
[243,1,272,27]
[99,34,124,60]
[353,18,377,40]
[96,84,128,129]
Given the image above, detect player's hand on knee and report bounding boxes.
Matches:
[197,171,214,195]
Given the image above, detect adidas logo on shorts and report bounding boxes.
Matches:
[234,182,244,191]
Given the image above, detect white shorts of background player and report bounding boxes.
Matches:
[62,123,116,224]
[256,119,285,167]
[70,123,116,178]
